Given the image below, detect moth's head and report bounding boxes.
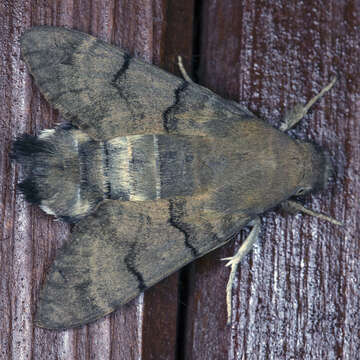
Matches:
[293,142,333,197]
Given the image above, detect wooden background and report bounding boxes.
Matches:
[1,0,359,359]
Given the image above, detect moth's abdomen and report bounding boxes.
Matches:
[12,125,105,222]
[106,135,160,201]
[12,126,204,222]
[107,134,200,201]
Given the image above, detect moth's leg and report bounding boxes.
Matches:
[222,217,261,324]
[279,76,337,132]
[177,56,194,84]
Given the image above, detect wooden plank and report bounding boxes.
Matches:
[2,0,359,359]
[0,0,194,359]
[184,1,360,359]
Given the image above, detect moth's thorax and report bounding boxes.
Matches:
[191,120,316,216]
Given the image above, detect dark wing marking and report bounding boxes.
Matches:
[35,199,250,329]
[21,26,257,140]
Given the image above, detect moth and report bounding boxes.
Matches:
[12,26,341,329]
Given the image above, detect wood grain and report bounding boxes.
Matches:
[1,0,359,359]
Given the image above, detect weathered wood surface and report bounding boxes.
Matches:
[0,0,358,359]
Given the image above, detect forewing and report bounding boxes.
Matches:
[21,26,183,140]
[21,26,257,141]
[35,199,250,329]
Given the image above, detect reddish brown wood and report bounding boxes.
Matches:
[184,1,360,359]
[1,0,359,359]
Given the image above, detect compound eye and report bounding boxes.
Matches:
[296,188,307,196]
